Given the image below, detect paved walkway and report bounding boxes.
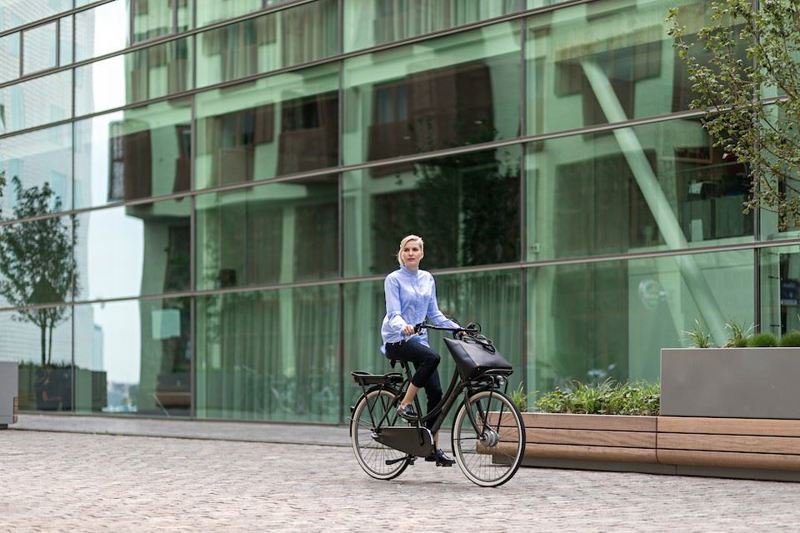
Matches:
[3,416,800,531]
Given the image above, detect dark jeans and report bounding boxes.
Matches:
[385,340,442,430]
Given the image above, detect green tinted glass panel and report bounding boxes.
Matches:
[132,0,173,43]
[0,305,72,411]
[526,0,743,135]
[343,0,524,52]
[75,0,128,62]
[0,215,75,308]
[74,98,192,208]
[73,297,191,416]
[343,21,521,166]
[195,63,339,189]
[758,105,800,239]
[343,145,521,276]
[344,269,522,409]
[196,176,339,290]
[197,0,337,87]
[196,285,340,422]
[527,250,754,396]
[0,124,72,212]
[74,37,192,117]
[74,199,191,301]
[526,118,753,261]
[0,70,71,134]
[760,245,800,339]
[196,0,296,27]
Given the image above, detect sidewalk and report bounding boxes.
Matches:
[10,413,352,447]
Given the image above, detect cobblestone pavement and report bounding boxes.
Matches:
[3,430,800,532]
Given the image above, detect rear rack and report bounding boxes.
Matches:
[351,371,405,387]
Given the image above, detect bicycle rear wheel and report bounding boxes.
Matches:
[351,388,410,480]
[452,390,526,487]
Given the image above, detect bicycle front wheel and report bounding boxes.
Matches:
[350,388,410,480]
[452,390,526,487]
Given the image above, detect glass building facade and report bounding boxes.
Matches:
[0,0,790,423]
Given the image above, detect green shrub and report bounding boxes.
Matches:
[748,332,778,347]
[780,331,800,347]
[684,319,713,348]
[725,320,752,347]
[534,379,660,416]
[509,382,530,411]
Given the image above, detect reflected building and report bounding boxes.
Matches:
[0,0,792,423]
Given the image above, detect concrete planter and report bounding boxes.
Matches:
[661,347,800,419]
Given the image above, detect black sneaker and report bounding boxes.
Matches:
[396,404,418,421]
[425,448,455,467]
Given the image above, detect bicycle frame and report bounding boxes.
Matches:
[352,324,511,458]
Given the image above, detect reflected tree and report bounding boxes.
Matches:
[376,125,520,269]
[669,0,800,229]
[0,177,77,366]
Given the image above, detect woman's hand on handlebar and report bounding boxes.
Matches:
[402,324,416,336]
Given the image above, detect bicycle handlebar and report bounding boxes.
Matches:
[413,322,481,335]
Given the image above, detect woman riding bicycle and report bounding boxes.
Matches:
[380,234,460,467]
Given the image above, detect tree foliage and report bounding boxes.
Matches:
[0,177,77,366]
[668,0,800,229]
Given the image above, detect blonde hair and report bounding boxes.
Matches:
[397,234,424,266]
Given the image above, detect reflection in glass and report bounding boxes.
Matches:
[760,246,800,338]
[0,305,72,411]
[0,32,19,83]
[196,176,339,290]
[343,22,521,166]
[526,118,752,261]
[22,22,56,74]
[0,124,72,211]
[74,199,191,302]
[343,146,520,276]
[196,0,298,27]
[0,0,72,32]
[0,213,75,309]
[73,297,191,416]
[75,0,128,62]
[195,63,339,189]
[74,37,192,117]
[197,0,337,87]
[525,0,744,135]
[74,98,191,208]
[132,0,173,43]
[59,16,73,65]
[344,270,522,408]
[0,70,71,134]
[196,285,339,422]
[528,250,753,395]
[344,0,523,52]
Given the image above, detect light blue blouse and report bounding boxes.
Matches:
[380,265,459,354]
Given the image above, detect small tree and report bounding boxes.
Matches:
[0,177,77,366]
[668,0,800,230]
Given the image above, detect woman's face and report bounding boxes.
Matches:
[401,240,423,269]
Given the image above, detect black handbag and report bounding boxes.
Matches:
[443,335,512,380]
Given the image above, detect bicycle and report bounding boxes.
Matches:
[349,323,526,487]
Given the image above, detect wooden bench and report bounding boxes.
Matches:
[657,417,800,471]
[522,413,658,464]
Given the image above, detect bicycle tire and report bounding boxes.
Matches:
[452,390,526,487]
[351,387,410,480]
